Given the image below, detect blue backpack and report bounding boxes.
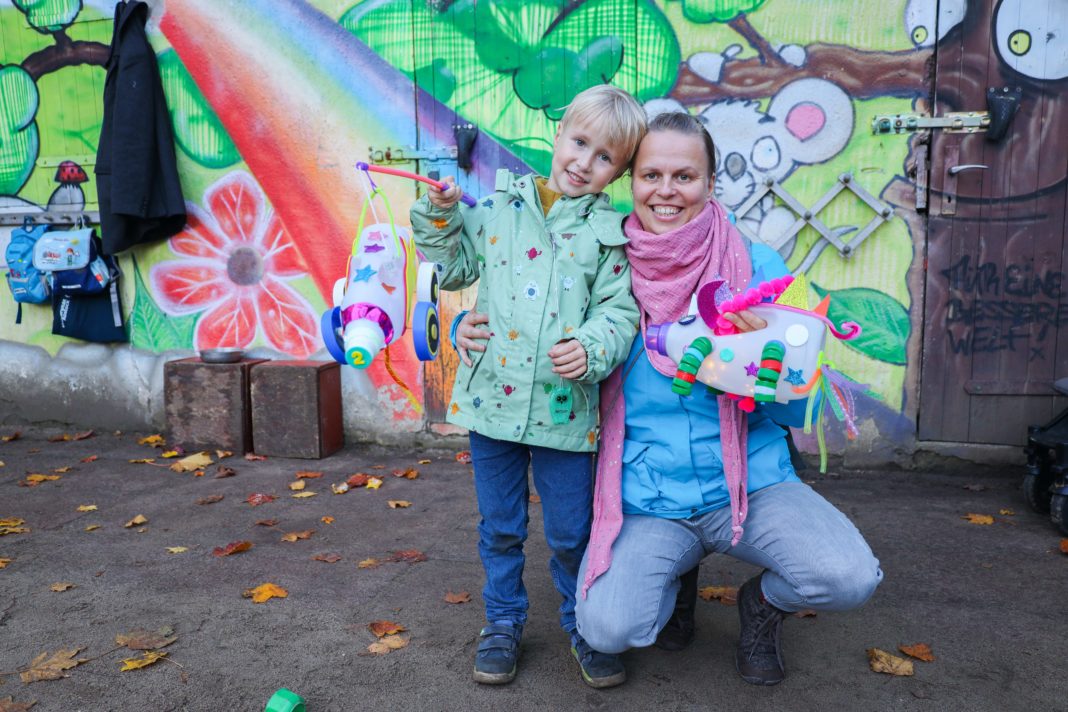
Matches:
[5,219,52,323]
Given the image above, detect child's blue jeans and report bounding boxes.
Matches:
[468,430,593,635]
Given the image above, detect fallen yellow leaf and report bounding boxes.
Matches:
[77,505,97,512]
[0,460,4,468]
[166,547,188,554]
[296,471,323,479]
[697,585,738,605]
[84,525,100,532]
[138,434,165,446]
[291,491,317,499]
[25,474,60,484]
[49,582,74,592]
[170,452,213,473]
[243,582,288,603]
[119,651,167,671]
[367,634,409,655]
[0,525,30,536]
[20,648,85,683]
[0,695,34,711]
[368,620,406,638]
[331,482,350,494]
[124,515,148,528]
[418,459,432,465]
[898,643,935,662]
[128,458,156,464]
[388,500,411,509]
[0,518,25,527]
[366,477,383,490]
[281,530,314,542]
[444,591,472,604]
[357,558,380,569]
[53,466,71,473]
[288,480,306,491]
[867,648,914,676]
[216,450,233,459]
[0,431,19,442]
[0,558,12,569]
[161,450,180,458]
[999,508,1015,516]
[321,516,334,524]
[963,513,995,525]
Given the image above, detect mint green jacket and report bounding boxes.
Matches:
[411,170,639,452]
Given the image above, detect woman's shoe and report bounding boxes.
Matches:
[735,573,787,685]
[655,566,699,651]
[473,621,522,684]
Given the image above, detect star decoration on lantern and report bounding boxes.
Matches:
[745,361,759,377]
[785,368,806,386]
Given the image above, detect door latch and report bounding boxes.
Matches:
[871,112,991,135]
[367,145,459,164]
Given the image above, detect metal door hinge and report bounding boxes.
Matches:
[367,145,458,164]
[871,112,991,135]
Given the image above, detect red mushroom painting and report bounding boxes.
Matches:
[48,159,88,212]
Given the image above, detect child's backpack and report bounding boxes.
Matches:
[33,227,113,296]
[4,218,52,323]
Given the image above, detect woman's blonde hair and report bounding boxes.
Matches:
[559,85,647,162]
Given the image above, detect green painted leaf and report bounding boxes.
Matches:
[0,65,39,195]
[811,283,909,365]
[674,0,768,24]
[157,50,241,170]
[129,256,197,353]
[580,36,625,84]
[12,0,80,33]
[414,59,456,104]
[513,47,584,118]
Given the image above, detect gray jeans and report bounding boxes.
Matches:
[575,481,883,654]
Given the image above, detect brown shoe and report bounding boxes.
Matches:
[735,573,786,685]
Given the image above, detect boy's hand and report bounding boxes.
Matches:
[428,176,462,209]
[722,309,767,333]
[549,339,588,380]
[456,310,490,367]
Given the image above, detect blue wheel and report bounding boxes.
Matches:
[320,307,346,364]
[412,302,440,361]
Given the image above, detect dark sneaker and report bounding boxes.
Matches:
[735,573,787,685]
[655,566,699,651]
[473,622,522,684]
[571,636,626,689]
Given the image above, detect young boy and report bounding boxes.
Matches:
[410,85,645,688]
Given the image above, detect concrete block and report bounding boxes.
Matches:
[164,357,266,453]
[250,360,343,458]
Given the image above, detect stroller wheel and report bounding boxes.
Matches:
[1051,494,1068,537]
[1023,470,1054,514]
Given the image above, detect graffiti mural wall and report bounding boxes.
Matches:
[1,0,1022,453]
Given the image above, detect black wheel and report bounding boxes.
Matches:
[1051,494,1068,537]
[1023,470,1054,513]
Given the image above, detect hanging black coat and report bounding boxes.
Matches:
[95,0,186,255]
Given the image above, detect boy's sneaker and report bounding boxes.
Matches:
[735,573,787,685]
[473,621,522,684]
[571,635,626,688]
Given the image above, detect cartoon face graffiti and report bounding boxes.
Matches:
[994,0,1068,81]
[905,0,966,48]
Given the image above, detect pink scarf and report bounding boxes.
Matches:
[582,200,752,597]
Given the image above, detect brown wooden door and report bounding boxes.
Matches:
[919,0,1068,444]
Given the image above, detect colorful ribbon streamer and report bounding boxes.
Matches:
[793,351,869,473]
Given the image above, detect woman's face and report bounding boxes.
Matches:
[631,130,715,235]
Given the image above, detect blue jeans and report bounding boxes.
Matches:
[469,431,594,635]
[575,481,883,654]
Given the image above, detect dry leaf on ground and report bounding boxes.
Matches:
[129,458,156,464]
[388,500,411,509]
[392,468,418,479]
[366,477,383,490]
[20,648,85,683]
[697,585,738,605]
[243,582,287,603]
[444,591,472,604]
[244,453,268,461]
[124,515,148,528]
[84,525,99,532]
[170,452,213,473]
[49,583,74,592]
[358,558,380,569]
[321,516,334,524]
[138,435,164,446]
[296,471,323,479]
[867,648,914,676]
[288,480,306,491]
[255,519,278,527]
[196,495,224,505]
[898,643,935,662]
[1,431,22,442]
[1060,539,1068,555]
[281,530,313,543]
[999,509,1015,516]
[793,609,817,618]
[213,540,253,557]
[313,553,341,563]
[119,651,167,671]
[161,451,180,459]
[216,450,233,459]
[291,491,317,499]
[81,455,98,463]
[455,451,472,464]
[331,482,350,494]
[214,465,236,479]
[388,549,427,563]
[962,513,995,525]
[346,473,369,488]
[0,695,37,711]
[52,467,71,474]
[418,459,431,465]
[166,547,187,554]
[116,628,177,651]
[367,634,409,655]
[0,558,12,569]
[76,505,97,512]
[22,474,60,486]
[368,620,407,638]
[246,493,276,506]
[0,518,25,527]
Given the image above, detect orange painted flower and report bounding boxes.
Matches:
[150,172,318,357]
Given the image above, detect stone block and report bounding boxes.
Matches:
[250,360,343,458]
[164,357,266,453]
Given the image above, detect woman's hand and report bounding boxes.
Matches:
[549,339,588,380]
[456,310,490,367]
[722,309,767,333]
[428,176,462,209]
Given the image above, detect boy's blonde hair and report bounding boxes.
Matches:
[559,85,647,163]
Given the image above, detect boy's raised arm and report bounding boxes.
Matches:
[573,243,639,383]
[410,195,482,291]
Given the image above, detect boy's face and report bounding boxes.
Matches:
[546,120,626,198]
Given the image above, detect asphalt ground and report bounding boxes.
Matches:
[0,425,1064,712]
